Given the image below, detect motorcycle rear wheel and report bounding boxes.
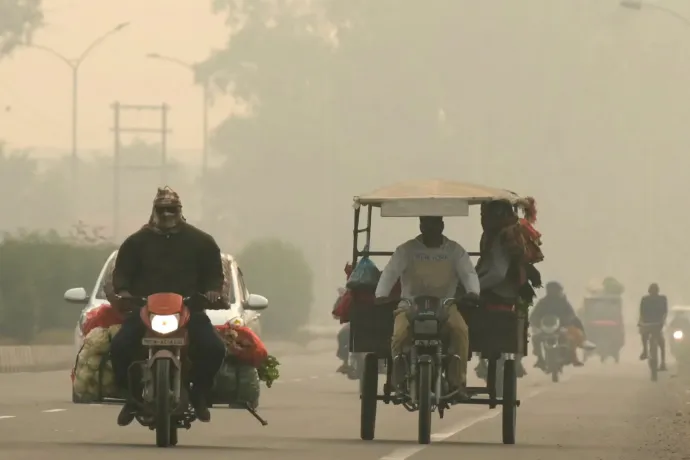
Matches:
[417,360,432,445]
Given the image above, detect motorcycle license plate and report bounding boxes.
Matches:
[142,337,186,346]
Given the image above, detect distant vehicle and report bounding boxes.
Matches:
[64,250,268,358]
[669,305,690,370]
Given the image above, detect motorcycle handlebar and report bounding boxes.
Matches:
[375,295,482,308]
[114,293,211,310]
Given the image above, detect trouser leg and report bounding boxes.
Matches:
[533,335,545,363]
[443,306,469,388]
[391,309,411,388]
[658,329,667,365]
[187,312,226,392]
[110,313,146,394]
[336,324,350,362]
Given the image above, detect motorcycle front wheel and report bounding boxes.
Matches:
[155,360,173,447]
[417,360,432,445]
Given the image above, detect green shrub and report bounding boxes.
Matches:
[236,238,313,340]
[0,223,116,343]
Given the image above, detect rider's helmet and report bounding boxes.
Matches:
[648,283,660,295]
[545,281,564,296]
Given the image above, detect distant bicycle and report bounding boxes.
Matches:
[639,322,664,381]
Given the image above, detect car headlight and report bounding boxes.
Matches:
[150,314,180,334]
[673,330,684,340]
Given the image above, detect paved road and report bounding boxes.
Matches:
[0,347,686,460]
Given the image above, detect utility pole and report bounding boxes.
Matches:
[111,102,172,241]
[30,22,130,184]
[145,53,217,226]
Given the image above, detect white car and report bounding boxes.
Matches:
[63,250,269,357]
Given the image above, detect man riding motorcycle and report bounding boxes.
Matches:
[638,283,668,370]
[110,187,227,426]
[531,281,595,369]
[375,216,481,399]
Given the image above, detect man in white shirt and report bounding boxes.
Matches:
[375,216,481,397]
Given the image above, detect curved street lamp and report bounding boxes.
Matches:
[620,1,690,27]
[29,22,130,181]
[146,52,211,178]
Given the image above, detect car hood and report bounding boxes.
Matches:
[205,306,247,326]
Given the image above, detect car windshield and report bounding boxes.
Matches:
[96,256,237,304]
[225,275,237,304]
[95,257,116,300]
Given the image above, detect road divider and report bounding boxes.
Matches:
[0,338,333,373]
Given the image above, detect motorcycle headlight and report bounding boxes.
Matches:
[673,330,684,340]
[150,314,180,334]
[541,324,560,335]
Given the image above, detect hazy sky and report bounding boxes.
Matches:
[0,0,234,154]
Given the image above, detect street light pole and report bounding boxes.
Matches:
[145,53,210,179]
[620,1,690,27]
[202,78,209,177]
[72,65,78,179]
[30,22,130,183]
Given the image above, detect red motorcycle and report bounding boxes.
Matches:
[123,292,200,448]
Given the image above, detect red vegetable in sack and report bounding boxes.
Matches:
[82,303,124,337]
[216,323,268,367]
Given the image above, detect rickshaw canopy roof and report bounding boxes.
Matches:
[354,180,520,217]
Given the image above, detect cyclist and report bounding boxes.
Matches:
[638,283,668,371]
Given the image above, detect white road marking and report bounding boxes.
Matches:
[309,375,319,379]
[42,409,66,413]
[378,374,571,460]
[0,415,16,420]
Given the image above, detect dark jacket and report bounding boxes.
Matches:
[112,223,224,299]
[639,294,668,325]
[530,294,583,330]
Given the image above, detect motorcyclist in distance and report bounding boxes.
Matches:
[109,187,227,426]
[531,281,596,369]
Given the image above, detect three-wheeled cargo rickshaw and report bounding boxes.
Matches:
[580,295,624,363]
[348,180,529,445]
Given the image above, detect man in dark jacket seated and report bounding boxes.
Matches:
[531,281,596,368]
[110,187,227,427]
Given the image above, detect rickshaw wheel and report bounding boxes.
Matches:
[360,353,379,441]
[501,359,517,445]
[417,361,432,445]
[493,358,505,399]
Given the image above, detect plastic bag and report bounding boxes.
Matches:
[212,360,261,407]
[216,323,268,367]
[602,277,624,296]
[345,257,381,290]
[333,289,354,323]
[83,303,124,337]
